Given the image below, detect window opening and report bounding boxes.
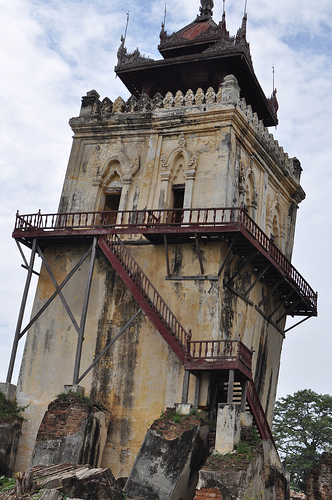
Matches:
[104,192,121,224]
[172,184,185,224]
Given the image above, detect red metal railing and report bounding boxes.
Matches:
[14,207,237,230]
[13,206,317,310]
[185,334,253,373]
[247,379,275,443]
[101,234,187,349]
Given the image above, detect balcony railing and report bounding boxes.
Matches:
[185,334,253,374]
[13,206,317,311]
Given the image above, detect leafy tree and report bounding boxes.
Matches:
[272,389,332,492]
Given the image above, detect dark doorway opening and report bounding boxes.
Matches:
[104,192,121,224]
[172,184,185,223]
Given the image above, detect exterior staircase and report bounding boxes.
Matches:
[216,379,274,443]
[98,234,186,362]
[98,233,274,444]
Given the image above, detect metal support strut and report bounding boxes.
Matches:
[73,237,97,385]
[6,239,38,383]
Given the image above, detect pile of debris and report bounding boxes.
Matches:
[0,463,122,500]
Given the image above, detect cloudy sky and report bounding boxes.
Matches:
[0,0,331,400]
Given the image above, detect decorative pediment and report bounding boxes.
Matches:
[89,141,140,187]
[160,133,199,180]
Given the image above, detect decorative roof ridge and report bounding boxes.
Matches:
[159,20,222,49]
[77,84,294,182]
[197,0,214,20]
[116,45,153,70]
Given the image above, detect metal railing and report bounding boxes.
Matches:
[247,379,275,443]
[14,207,238,230]
[185,334,253,373]
[13,206,317,310]
[102,234,187,348]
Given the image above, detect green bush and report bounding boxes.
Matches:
[0,475,16,491]
[0,392,26,424]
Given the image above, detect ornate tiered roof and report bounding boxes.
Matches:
[115,1,278,126]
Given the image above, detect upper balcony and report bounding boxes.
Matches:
[13,206,317,320]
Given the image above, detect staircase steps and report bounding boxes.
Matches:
[98,234,186,363]
[220,380,269,440]
[98,234,275,446]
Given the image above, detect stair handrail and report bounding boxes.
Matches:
[246,379,276,445]
[102,234,187,348]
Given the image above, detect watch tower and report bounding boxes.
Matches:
[8,1,317,477]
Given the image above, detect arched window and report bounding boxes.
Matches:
[102,167,122,224]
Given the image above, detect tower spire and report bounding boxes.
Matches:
[221,0,226,30]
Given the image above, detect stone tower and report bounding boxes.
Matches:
[7,1,317,478]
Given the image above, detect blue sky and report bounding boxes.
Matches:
[0,0,331,400]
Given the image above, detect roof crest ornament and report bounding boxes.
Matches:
[221,0,226,31]
[198,0,214,20]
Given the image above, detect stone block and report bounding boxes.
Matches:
[16,464,122,500]
[124,423,210,500]
[63,385,85,396]
[196,440,290,500]
[174,403,194,415]
[30,394,109,468]
[215,403,241,454]
[0,382,17,402]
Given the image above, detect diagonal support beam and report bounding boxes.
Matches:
[225,251,259,286]
[218,235,238,277]
[244,264,271,298]
[268,290,294,320]
[276,297,303,324]
[18,245,93,340]
[258,277,285,307]
[16,240,40,276]
[6,239,37,383]
[37,244,80,336]
[73,237,97,385]
[284,315,311,334]
[77,308,142,384]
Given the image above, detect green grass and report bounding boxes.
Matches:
[54,390,105,411]
[0,475,16,491]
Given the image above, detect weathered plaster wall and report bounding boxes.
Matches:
[16,79,304,476]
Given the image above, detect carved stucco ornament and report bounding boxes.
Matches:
[239,163,246,194]
[90,141,140,187]
[160,133,199,181]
